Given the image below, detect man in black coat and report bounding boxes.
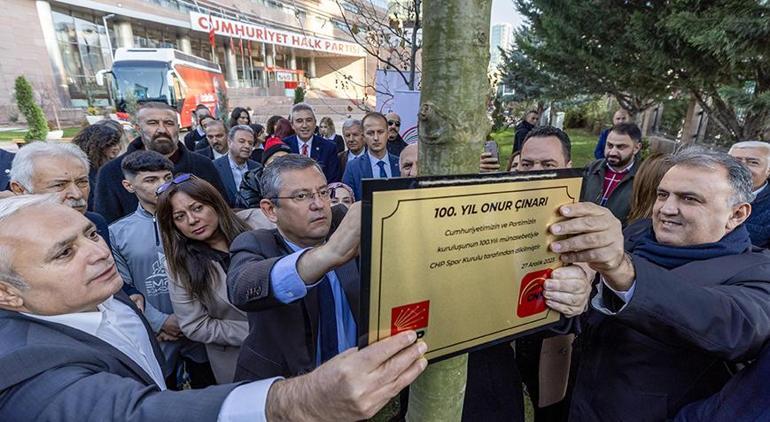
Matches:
[227,154,360,381]
[513,110,539,153]
[94,102,225,223]
[552,146,770,421]
[182,104,212,151]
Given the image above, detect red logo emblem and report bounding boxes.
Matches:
[391,300,430,336]
[517,269,552,317]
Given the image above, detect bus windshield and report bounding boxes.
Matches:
[111,61,170,110]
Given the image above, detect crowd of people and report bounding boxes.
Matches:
[0,101,769,421]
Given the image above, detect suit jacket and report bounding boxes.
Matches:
[195,145,215,160]
[227,205,359,380]
[283,134,342,183]
[184,128,206,152]
[0,293,238,420]
[212,155,259,208]
[342,152,401,201]
[569,221,770,421]
[95,137,226,223]
[0,148,14,191]
[168,263,248,384]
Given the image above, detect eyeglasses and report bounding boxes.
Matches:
[156,173,192,196]
[387,120,401,127]
[271,188,331,203]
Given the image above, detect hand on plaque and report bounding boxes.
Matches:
[542,265,592,317]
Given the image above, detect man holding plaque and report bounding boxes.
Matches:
[227,154,362,381]
[550,147,770,421]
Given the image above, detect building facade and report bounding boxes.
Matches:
[489,23,513,72]
[0,0,380,123]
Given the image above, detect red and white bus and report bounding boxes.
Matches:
[97,48,226,129]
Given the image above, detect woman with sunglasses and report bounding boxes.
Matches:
[156,174,273,384]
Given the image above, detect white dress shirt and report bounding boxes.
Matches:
[298,137,313,156]
[368,150,393,178]
[347,149,365,162]
[24,296,280,421]
[213,148,227,160]
[228,155,250,190]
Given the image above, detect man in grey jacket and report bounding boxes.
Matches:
[109,150,208,386]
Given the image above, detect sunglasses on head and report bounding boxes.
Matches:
[156,173,193,196]
[387,120,401,127]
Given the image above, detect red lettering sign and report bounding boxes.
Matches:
[197,16,209,30]
[517,268,552,317]
[221,21,233,34]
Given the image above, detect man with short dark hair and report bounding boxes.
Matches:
[729,141,770,248]
[228,154,361,380]
[214,125,260,207]
[338,119,366,174]
[480,126,572,173]
[283,103,341,183]
[184,104,212,151]
[196,119,228,160]
[555,147,770,420]
[581,122,642,226]
[513,110,539,153]
[385,112,408,157]
[343,112,401,201]
[94,102,225,223]
[0,194,427,421]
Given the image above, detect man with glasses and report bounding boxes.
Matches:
[227,154,362,381]
[385,112,408,156]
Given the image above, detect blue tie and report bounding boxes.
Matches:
[317,275,338,364]
[376,160,388,178]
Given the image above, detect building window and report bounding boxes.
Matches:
[52,10,111,107]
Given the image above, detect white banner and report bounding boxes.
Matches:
[190,12,365,57]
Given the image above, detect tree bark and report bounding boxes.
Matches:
[410,1,492,420]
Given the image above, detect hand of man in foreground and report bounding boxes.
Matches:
[479,152,501,173]
[548,203,635,292]
[266,330,428,421]
[543,264,594,317]
[297,202,361,284]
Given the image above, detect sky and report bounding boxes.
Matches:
[490,0,526,28]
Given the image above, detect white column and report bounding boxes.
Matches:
[114,20,134,48]
[261,42,269,87]
[308,55,316,78]
[224,43,238,87]
[289,49,297,70]
[178,35,192,54]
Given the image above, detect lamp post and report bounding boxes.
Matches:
[102,13,116,60]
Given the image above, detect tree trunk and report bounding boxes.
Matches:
[410,1,492,420]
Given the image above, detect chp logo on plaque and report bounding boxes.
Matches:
[517,268,553,317]
[391,300,430,339]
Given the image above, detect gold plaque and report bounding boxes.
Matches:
[360,171,583,361]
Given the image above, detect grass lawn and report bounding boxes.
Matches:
[0,126,82,141]
[491,127,598,169]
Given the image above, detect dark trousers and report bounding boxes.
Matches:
[462,342,525,421]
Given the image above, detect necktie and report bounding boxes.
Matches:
[301,143,309,156]
[317,275,338,364]
[376,160,387,178]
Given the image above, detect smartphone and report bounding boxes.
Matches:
[484,140,499,162]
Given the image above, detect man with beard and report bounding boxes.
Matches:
[195,119,229,160]
[94,102,225,223]
[594,109,631,159]
[385,112,408,157]
[581,122,642,226]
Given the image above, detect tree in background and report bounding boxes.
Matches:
[510,0,770,141]
[408,0,493,419]
[14,76,48,142]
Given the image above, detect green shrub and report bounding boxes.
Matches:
[293,86,306,104]
[14,76,48,142]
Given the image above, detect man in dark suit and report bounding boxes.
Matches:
[343,112,400,201]
[553,146,770,421]
[94,102,225,223]
[337,118,366,176]
[228,154,360,380]
[195,119,229,161]
[0,195,429,421]
[0,148,13,191]
[385,112,408,157]
[183,104,212,151]
[213,124,260,207]
[282,103,342,183]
